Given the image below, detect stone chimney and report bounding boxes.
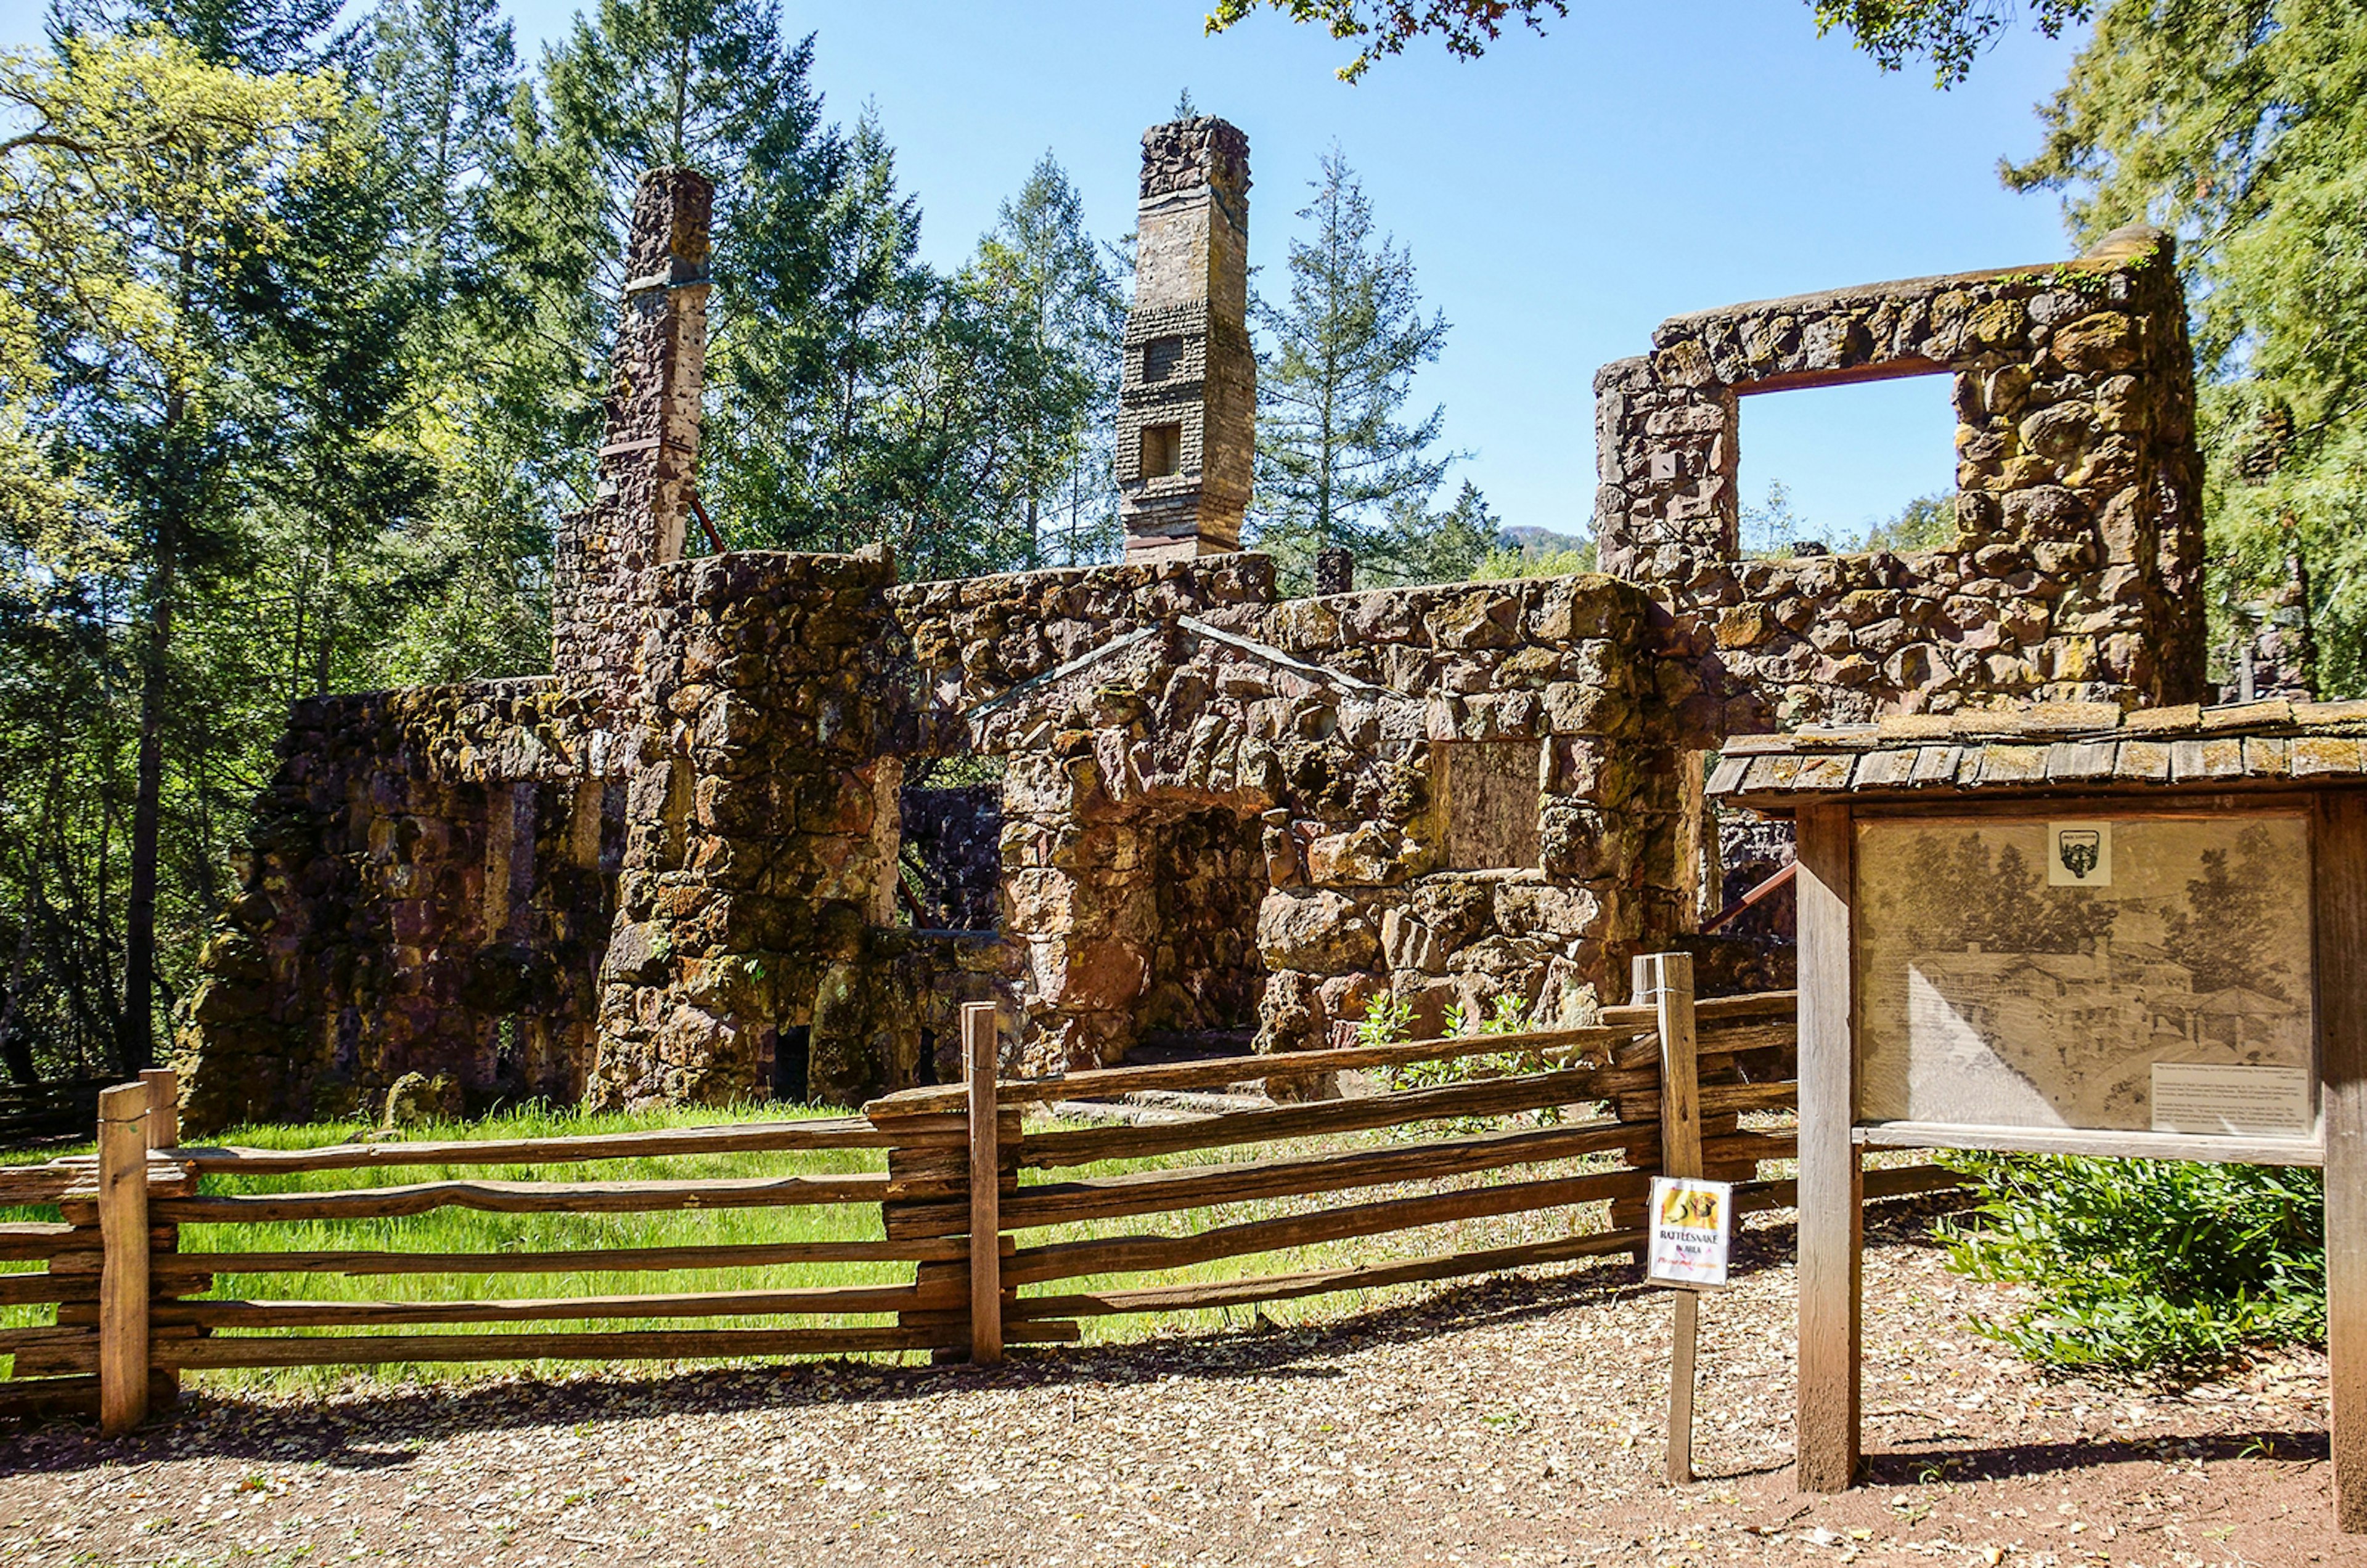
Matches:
[1118,116,1253,562]
[554,167,714,704]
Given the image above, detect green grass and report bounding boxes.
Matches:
[2,1098,1640,1394]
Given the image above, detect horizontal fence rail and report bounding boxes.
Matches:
[0,968,1964,1429]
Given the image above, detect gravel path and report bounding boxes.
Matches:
[1,1206,2357,1567]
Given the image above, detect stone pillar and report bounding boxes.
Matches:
[1314,547,1355,596]
[554,167,714,716]
[1119,116,1253,562]
[588,547,910,1112]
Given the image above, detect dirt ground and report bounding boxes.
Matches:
[1,1204,2358,1567]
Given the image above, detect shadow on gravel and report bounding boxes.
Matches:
[1865,1427,2330,1485]
[0,1198,1974,1479]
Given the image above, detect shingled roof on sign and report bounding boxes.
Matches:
[1708,698,2367,812]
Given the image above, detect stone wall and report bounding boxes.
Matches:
[176,133,2219,1128]
[924,570,1698,1071]
[177,679,623,1131]
[588,547,907,1111]
[1599,226,2205,731]
[1143,809,1267,1043]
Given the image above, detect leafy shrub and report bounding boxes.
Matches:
[1354,990,1416,1050]
[1352,992,1568,1133]
[1939,1153,2324,1379]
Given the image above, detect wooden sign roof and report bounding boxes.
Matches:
[1709,698,2367,812]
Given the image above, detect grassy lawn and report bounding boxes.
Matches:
[1,1097,1649,1394]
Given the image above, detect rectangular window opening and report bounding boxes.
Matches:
[1142,422,1183,480]
[898,754,1005,933]
[1738,374,1960,559]
[1143,335,1185,382]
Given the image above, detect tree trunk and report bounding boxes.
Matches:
[0,754,65,1086]
[0,906,38,1087]
[120,492,178,1077]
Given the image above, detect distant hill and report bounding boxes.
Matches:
[1500,525,1593,555]
[1469,523,1597,581]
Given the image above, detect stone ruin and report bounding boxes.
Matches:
[174,116,2209,1133]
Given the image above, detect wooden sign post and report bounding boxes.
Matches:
[2316,793,2367,1529]
[1794,802,1862,1493]
[1637,951,1705,1485]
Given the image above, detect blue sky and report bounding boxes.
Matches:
[4,0,2092,545]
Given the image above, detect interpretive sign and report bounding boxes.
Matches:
[1708,708,2367,1532]
[1646,1177,1733,1288]
[1854,812,2315,1136]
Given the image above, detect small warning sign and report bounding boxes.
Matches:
[1647,1177,1735,1288]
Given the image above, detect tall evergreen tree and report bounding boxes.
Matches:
[48,0,356,71]
[1381,479,1500,584]
[373,0,517,269]
[709,105,932,555]
[2005,0,2367,696]
[1251,147,1468,590]
[967,153,1126,569]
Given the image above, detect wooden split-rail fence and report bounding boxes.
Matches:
[0,958,1957,1434]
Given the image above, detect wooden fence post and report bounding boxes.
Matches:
[964,1002,1003,1366]
[96,1082,150,1436]
[140,1068,181,1408]
[1638,951,1702,1485]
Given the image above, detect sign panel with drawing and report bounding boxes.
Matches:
[1854,813,2316,1137]
[1647,1177,1735,1288]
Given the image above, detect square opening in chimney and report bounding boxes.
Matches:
[1143,335,1185,382]
[1142,422,1183,480]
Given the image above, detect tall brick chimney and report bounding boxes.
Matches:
[1118,116,1253,561]
[554,167,713,706]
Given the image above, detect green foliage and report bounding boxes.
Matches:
[967,153,1129,569]
[1380,479,1505,584]
[1472,525,1596,581]
[1249,145,1478,594]
[2004,0,2367,695]
[1863,491,1958,553]
[0,23,361,1073]
[1203,0,1569,83]
[1204,0,2085,86]
[1940,1153,2325,1378]
[0,4,1130,1084]
[1739,478,1809,559]
[1354,987,1415,1050]
[1810,0,2095,85]
[1375,990,1560,1121]
[1739,483,1956,560]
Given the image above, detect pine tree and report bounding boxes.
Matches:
[47,0,356,71]
[1377,479,1500,584]
[705,106,934,554]
[2005,0,2367,695]
[967,153,1126,568]
[1251,147,1461,590]
[372,0,518,270]
[360,0,552,685]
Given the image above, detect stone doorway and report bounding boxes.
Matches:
[1139,806,1269,1055]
